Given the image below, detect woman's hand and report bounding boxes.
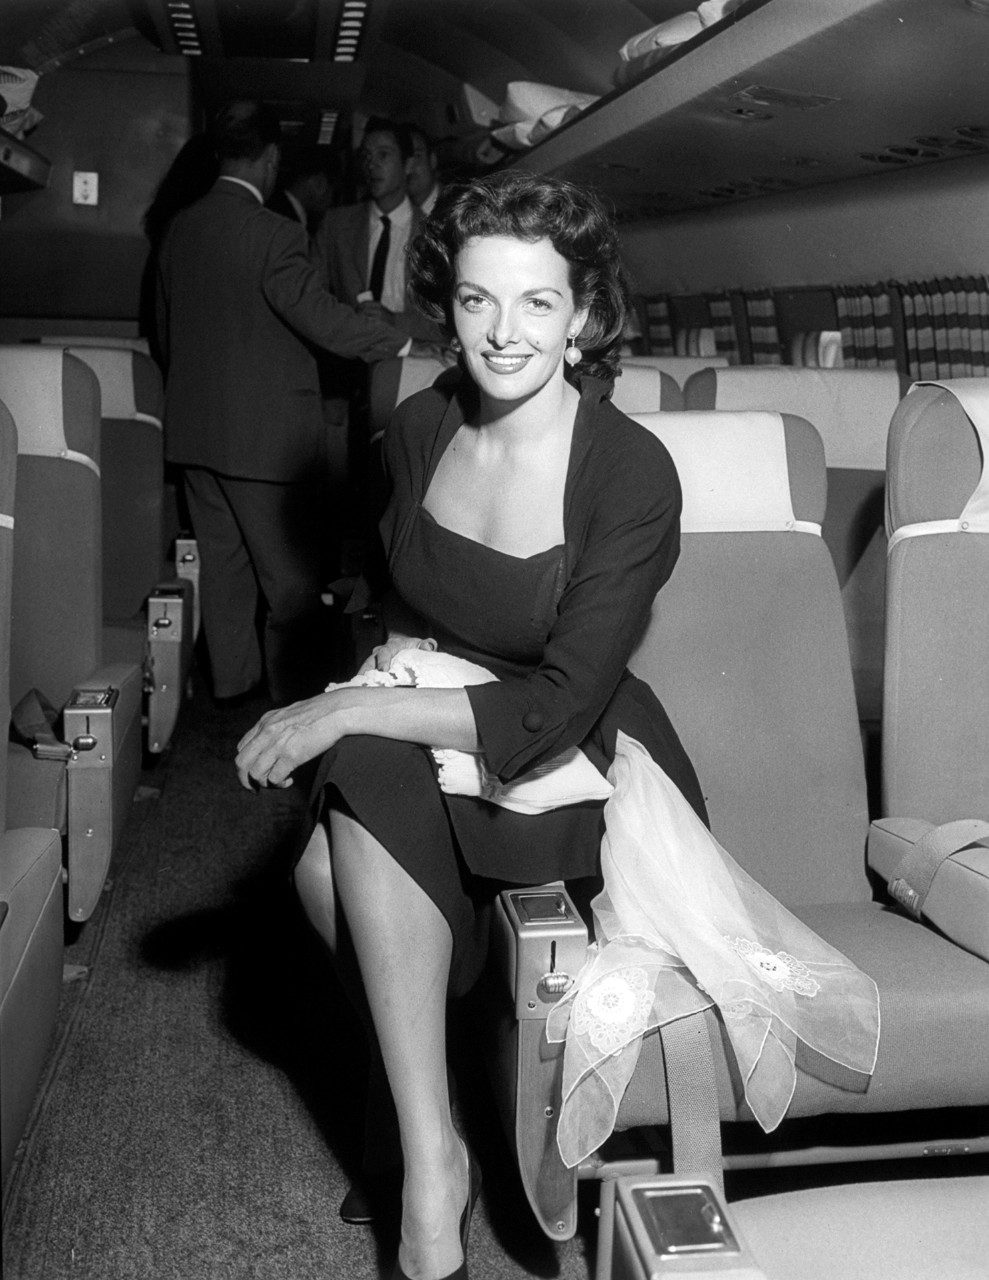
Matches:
[235,692,347,790]
[357,634,436,676]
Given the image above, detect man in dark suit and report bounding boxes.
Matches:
[155,102,411,706]
[312,118,439,341]
[310,118,445,542]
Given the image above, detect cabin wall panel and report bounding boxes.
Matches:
[0,56,193,320]
[621,155,989,295]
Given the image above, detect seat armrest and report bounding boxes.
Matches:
[491,884,589,1020]
[64,661,144,921]
[868,818,989,961]
[484,885,589,1241]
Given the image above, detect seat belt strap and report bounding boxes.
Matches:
[889,819,989,919]
[660,1009,724,1199]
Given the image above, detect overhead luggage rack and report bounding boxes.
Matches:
[511,0,989,218]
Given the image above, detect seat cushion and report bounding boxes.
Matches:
[616,903,989,1129]
[732,1177,989,1280]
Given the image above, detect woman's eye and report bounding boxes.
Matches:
[525,297,554,313]
[457,293,488,312]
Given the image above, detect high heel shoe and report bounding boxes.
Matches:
[390,1140,481,1280]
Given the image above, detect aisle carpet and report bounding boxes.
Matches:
[2,684,596,1280]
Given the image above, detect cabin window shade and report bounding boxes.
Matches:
[835,285,897,369]
[708,294,740,364]
[641,296,675,355]
[743,291,781,365]
[900,277,989,379]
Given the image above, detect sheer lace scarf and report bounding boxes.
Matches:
[546,732,880,1167]
[331,655,880,1167]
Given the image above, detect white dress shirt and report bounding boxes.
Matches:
[419,185,440,217]
[283,189,307,226]
[218,175,264,204]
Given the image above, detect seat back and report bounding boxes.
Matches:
[883,379,989,821]
[368,355,449,441]
[628,409,870,906]
[611,363,682,412]
[624,354,728,388]
[0,347,103,710]
[66,346,165,623]
[370,355,686,434]
[684,366,906,723]
[0,400,17,830]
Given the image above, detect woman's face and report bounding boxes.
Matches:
[452,234,589,404]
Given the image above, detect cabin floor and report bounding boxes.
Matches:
[1,672,599,1280]
[2,670,985,1279]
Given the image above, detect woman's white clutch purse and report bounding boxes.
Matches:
[327,648,613,814]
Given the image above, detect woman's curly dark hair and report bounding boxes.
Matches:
[407,171,629,383]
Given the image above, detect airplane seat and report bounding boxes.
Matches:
[0,397,63,1191]
[369,356,684,428]
[623,354,728,389]
[683,366,908,725]
[611,363,682,412]
[484,409,989,1241]
[0,347,144,924]
[869,379,989,960]
[368,354,450,445]
[65,345,193,755]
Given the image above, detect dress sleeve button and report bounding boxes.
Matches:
[522,710,543,732]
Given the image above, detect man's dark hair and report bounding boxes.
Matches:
[362,116,414,162]
[210,101,282,162]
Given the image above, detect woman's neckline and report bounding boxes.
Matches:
[417,375,603,559]
[417,503,564,563]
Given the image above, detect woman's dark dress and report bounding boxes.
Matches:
[306,375,706,991]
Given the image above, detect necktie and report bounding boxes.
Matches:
[368,214,391,302]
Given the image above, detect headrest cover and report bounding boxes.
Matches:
[612,364,665,414]
[68,346,155,424]
[0,347,99,474]
[625,354,728,385]
[41,334,151,356]
[887,379,989,548]
[633,410,821,534]
[709,368,901,470]
[397,356,448,405]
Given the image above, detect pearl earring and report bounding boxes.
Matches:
[564,333,582,367]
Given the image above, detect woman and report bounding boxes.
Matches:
[235,171,707,1280]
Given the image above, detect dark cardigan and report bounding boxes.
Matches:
[375,374,708,842]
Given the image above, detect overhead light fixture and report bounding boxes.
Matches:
[166,0,202,55]
[333,0,368,62]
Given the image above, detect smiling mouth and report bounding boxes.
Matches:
[482,353,532,373]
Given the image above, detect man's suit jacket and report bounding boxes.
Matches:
[313,201,442,343]
[155,181,405,482]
